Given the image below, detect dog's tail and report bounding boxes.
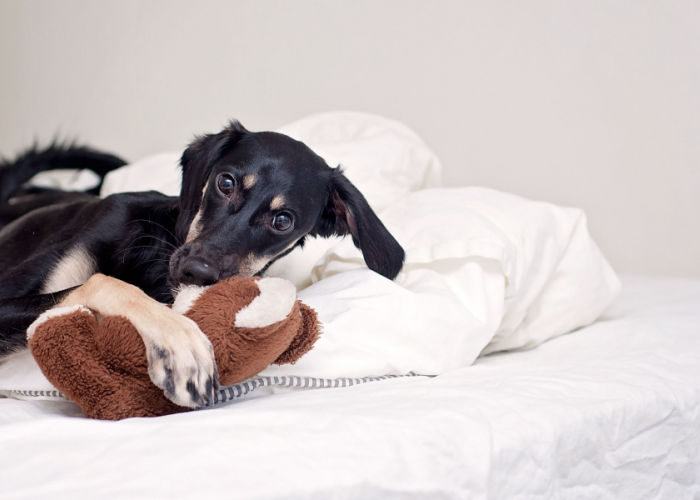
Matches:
[0,141,127,203]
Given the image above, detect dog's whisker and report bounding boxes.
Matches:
[129,219,180,244]
[115,245,172,258]
[138,258,171,266]
[124,232,178,251]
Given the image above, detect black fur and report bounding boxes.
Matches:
[312,168,404,279]
[0,121,405,355]
[0,140,127,202]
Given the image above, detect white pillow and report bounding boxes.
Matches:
[101,152,181,197]
[276,111,443,212]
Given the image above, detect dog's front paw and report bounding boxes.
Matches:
[145,314,219,408]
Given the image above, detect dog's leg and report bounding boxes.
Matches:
[55,273,218,408]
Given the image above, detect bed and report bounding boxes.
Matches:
[1,113,698,499]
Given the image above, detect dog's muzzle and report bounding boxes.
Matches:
[169,243,243,287]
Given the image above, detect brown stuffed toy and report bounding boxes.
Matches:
[26,276,320,420]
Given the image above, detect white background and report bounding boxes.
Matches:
[1,0,698,276]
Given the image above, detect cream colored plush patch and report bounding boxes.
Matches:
[235,278,297,328]
[171,285,210,314]
[26,304,92,339]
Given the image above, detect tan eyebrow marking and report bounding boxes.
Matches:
[270,195,285,210]
[242,174,257,189]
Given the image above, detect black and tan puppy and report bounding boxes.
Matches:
[0,121,404,407]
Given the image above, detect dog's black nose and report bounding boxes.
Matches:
[178,258,220,286]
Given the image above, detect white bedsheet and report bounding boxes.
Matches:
[1,275,699,499]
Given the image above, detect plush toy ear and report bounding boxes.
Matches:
[274,302,321,365]
[313,168,405,280]
[175,120,250,241]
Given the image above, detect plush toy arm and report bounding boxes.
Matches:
[28,305,185,420]
[274,302,320,365]
[56,274,218,408]
[27,306,121,418]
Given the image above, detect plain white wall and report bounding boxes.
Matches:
[1,0,698,276]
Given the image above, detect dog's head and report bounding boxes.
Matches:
[169,121,404,287]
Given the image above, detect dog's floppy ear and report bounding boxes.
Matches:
[314,168,405,280]
[175,121,249,241]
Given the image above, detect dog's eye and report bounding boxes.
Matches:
[216,173,236,197]
[271,212,293,232]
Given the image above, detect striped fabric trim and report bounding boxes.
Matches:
[0,389,66,400]
[206,372,423,407]
[0,372,424,407]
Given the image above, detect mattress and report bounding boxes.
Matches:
[1,275,699,499]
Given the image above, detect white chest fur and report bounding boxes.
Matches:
[41,245,96,294]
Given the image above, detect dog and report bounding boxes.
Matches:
[0,120,405,407]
